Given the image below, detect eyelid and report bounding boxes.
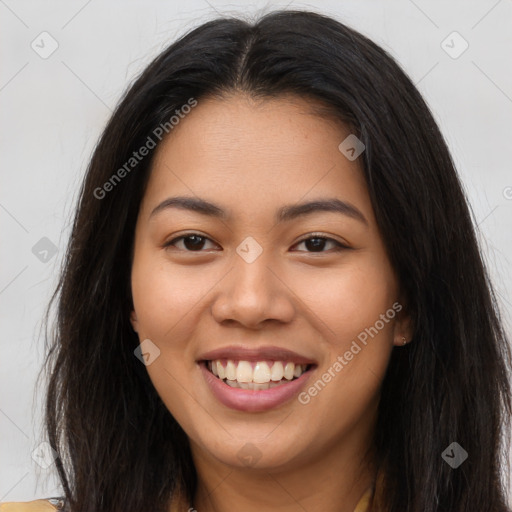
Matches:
[294,232,350,248]
[163,231,220,250]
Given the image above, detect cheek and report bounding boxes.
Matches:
[289,257,397,346]
[131,250,206,341]
[130,250,206,422]
[292,258,397,424]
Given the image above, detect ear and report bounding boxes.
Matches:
[130,310,139,333]
[392,300,414,346]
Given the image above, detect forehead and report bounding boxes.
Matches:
[142,93,373,224]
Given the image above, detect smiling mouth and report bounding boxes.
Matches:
[204,359,315,390]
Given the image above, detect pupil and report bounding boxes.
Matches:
[306,238,324,252]
[185,235,205,251]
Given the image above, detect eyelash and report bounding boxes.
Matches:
[163,232,349,253]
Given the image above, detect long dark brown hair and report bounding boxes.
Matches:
[41,9,512,512]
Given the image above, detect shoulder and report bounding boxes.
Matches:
[0,499,62,511]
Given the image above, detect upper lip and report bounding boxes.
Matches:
[198,345,317,365]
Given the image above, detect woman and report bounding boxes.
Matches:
[2,9,510,512]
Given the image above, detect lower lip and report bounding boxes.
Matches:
[199,362,315,412]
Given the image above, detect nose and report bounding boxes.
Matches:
[210,249,295,329]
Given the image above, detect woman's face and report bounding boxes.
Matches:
[131,93,411,472]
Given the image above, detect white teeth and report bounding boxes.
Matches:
[253,361,271,383]
[270,361,284,381]
[225,360,236,380]
[207,359,309,384]
[224,379,288,390]
[236,361,253,383]
[216,361,225,380]
[284,362,295,380]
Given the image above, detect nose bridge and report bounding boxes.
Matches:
[211,237,294,327]
[231,240,276,305]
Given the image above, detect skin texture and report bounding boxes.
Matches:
[130,93,413,512]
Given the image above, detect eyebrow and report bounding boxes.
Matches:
[149,196,368,226]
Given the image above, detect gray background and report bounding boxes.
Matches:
[1,0,511,503]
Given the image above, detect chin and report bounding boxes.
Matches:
[192,426,309,471]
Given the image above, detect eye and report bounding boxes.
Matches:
[164,233,219,252]
[292,234,348,253]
